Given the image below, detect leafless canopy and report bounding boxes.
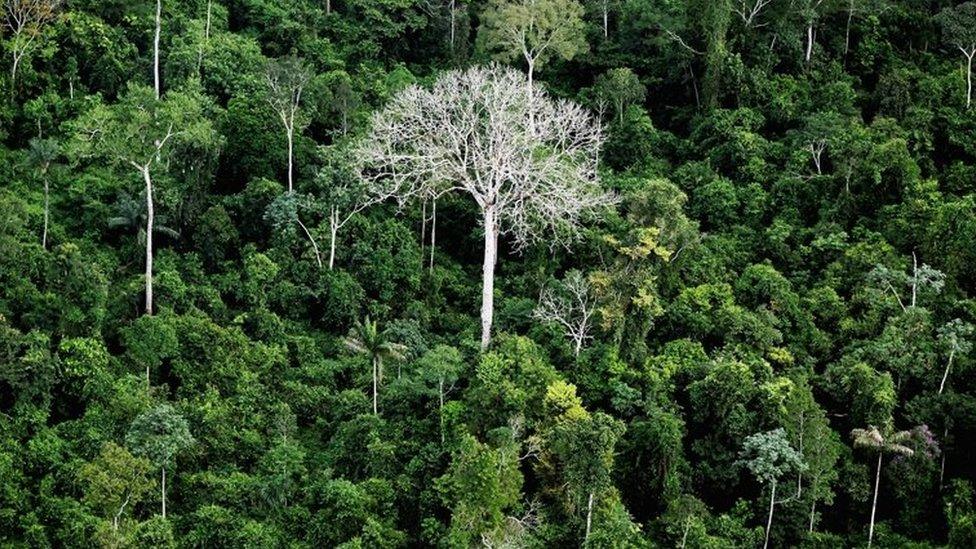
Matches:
[356,63,610,252]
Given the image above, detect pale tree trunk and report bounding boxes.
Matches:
[480,207,498,350]
[764,481,776,549]
[809,498,817,533]
[42,177,49,250]
[868,452,882,548]
[144,168,155,316]
[680,517,690,548]
[420,199,426,264]
[439,377,445,444]
[161,467,167,518]
[296,216,323,269]
[964,50,974,109]
[325,0,331,14]
[197,0,212,73]
[805,22,814,63]
[939,349,955,394]
[286,126,295,193]
[372,356,379,415]
[844,0,854,58]
[328,208,339,270]
[154,0,162,100]
[526,57,536,133]
[10,53,22,93]
[602,3,608,38]
[449,0,456,52]
[429,198,437,274]
[585,491,594,541]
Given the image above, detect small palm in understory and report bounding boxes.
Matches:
[851,426,915,549]
[108,193,180,247]
[344,316,407,416]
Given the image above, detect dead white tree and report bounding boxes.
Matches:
[265,56,312,193]
[357,64,611,349]
[533,270,596,356]
[732,0,774,28]
[2,0,60,89]
[196,0,212,74]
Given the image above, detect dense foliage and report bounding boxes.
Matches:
[2,0,976,547]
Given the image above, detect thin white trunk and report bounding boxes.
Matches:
[372,356,379,415]
[844,0,854,57]
[809,498,817,533]
[526,58,535,133]
[286,127,294,193]
[113,491,131,531]
[296,216,323,269]
[806,22,814,63]
[602,6,608,38]
[328,209,338,270]
[585,491,594,541]
[966,52,973,109]
[42,177,49,250]
[197,0,212,73]
[144,168,154,316]
[680,517,690,548]
[449,0,456,51]
[911,251,918,307]
[939,349,955,394]
[429,198,437,274]
[764,481,776,549]
[439,377,445,444]
[154,0,162,100]
[161,467,167,518]
[868,452,882,548]
[480,207,497,350]
[420,199,427,263]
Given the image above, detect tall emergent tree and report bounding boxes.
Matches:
[69,83,216,316]
[851,425,915,548]
[344,316,407,415]
[357,65,610,349]
[738,428,805,549]
[937,2,976,108]
[1,0,60,90]
[265,55,312,193]
[26,136,58,250]
[477,0,588,127]
[126,404,195,519]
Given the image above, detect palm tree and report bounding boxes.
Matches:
[26,137,59,250]
[851,426,915,548]
[108,193,180,247]
[344,316,407,416]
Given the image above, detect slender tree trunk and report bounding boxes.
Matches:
[10,53,20,91]
[806,22,814,63]
[966,52,973,109]
[603,5,608,38]
[809,498,817,533]
[42,177,49,250]
[868,452,882,548]
[420,199,426,264]
[372,356,379,415]
[911,251,918,307]
[480,207,498,350]
[154,0,162,100]
[526,58,535,133]
[197,0,212,73]
[844,0,855,58]
[329,209,338,270]
[161,467,166,518]
[939,349,955,394]
[429,198,437,274]
[764,481,776,549]
[144,168,155,316]
[585,491,594,541]
[296,216,323,269]
[325,0,331,14]
[449,0,456,52]
[680,517,690,548]
[439,377,445,444]
[286,126,294,193]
